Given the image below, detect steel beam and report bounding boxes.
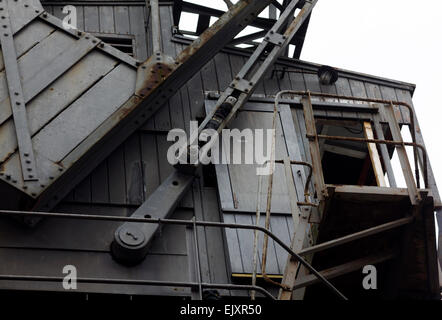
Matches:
[291,252,397,291]
[111,171,195,265]
[0,1,38,181]
[31,0,272,212]
[111,0,319,265]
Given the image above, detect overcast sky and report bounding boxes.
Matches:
[302,0,442,194]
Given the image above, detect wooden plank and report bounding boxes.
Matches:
[380,85,403,124]
[205,100,235,209]
[90,160,109,203]
[84,6,99,33]
[99,6,115,34]
[223,213,244,274]
[395,89,440,205]
[0,20,55,72]
[0,51,118,163]
[74,176,91,202]
[363,121,387,187]
[124,133,144,205]
[107,144,127,204]
[214,53,233,91]
[384,104,419,204]
[334,77,358,119]
[114,6,130,35]
[140,132,160,197]
[200,187,231,295]
[192,181,211,283]
[304,73,326,117]
[22,36,99,103]
[32,63,136,162]
[129,6,147,60]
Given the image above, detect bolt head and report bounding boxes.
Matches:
[118,226,145,247]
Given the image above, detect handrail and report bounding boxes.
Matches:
[0,209,348,300]
[274,90,428,188]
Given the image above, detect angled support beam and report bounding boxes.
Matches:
[111,171,195,264]
[291,252,397,291]
[31,0,272,212]
[0,1,38,181]
[111,0,319,265]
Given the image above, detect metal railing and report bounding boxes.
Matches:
[274,90,429,189]
[0,208,348,300]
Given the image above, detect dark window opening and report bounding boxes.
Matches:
[317,119,379,186]
[93,34,135,57]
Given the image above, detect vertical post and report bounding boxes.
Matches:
[384,103,420,204]
[149,0,162,54]
[372,111,397,187]
[363,121,387,187]
[301,94,326,200]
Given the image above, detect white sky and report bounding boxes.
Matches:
[302,0,442,194]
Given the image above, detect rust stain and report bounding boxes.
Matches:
[136,59,175,99]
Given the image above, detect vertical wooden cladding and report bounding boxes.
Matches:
[43,4,147,59]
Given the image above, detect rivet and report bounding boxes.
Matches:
[24,153,29,157]
[40,184,45,188]
[31,193,36,197]
[42,13,47,18]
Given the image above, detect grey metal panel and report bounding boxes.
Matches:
[0,203,188,255]
[32,63,136,162]
[0,20,54,73]
[0,248,192,296]
[0,29,77,126]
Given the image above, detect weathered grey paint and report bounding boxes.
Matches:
[0,1,434,298]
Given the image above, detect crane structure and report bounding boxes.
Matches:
[0,0,440,300]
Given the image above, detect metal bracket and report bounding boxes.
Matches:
[0,1,38,181]
[264,31,286,46]
[230,77,254,93]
